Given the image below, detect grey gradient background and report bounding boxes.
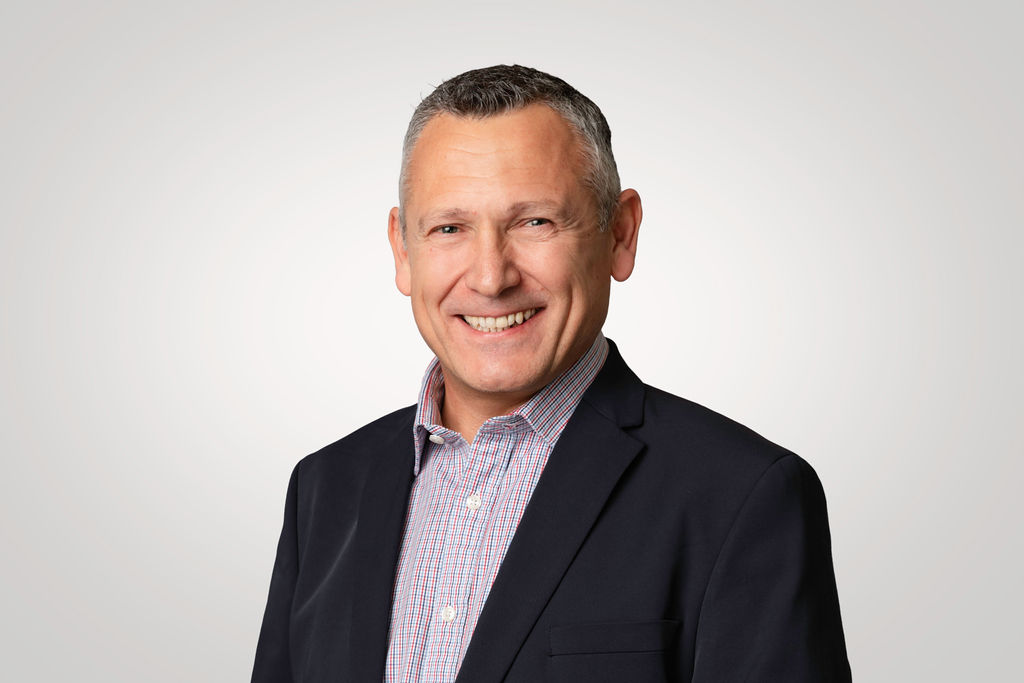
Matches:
[1,1,1021,680]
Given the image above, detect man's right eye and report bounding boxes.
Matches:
[437,225,459,234]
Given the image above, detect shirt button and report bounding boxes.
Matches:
[428,434,445,445]
[466,494,482,511]
[441,605,456,622]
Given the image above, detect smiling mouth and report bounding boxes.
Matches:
[461,308,539,333]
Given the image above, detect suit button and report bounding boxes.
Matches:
[466,494,482,510]
[441,605,456,623]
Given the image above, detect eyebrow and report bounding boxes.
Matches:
[504,201,569,220]
[417,201,570,233]
[418,208,473,233]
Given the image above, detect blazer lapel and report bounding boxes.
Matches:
[348,417,416,682]
[456,342,646,682]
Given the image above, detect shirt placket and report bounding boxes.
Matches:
[430,426,514,679]
[461,420,528,643]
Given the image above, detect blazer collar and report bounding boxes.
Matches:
[348,415,416,682]
[579,338,646,429]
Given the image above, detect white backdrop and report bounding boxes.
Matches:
[2,1,1021,680]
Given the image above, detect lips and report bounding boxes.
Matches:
[461,308,538,332]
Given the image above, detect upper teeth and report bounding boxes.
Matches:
[462,308,537,332]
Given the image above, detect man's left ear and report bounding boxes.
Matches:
[609,189,642,282]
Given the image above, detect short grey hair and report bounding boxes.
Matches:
[399,64,621,233]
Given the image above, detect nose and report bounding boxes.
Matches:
[464,230,521,297]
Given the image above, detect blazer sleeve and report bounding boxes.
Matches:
[251,463,300,683]
[692,454,851,681]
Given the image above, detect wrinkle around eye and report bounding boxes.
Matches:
[511,220,560,243]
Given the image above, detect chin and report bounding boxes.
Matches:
[466,373,538,397]
[460,359,548,397]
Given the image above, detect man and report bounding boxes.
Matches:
[252,65,851,682]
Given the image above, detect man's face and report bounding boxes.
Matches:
[388,104,639,407]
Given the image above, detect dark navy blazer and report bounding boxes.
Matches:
[252,341,851,681]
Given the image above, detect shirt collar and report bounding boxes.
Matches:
[411,332,609,475]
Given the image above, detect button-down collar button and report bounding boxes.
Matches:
[466,494,482,511]
[441,605,456,622]
[428,434,445,445]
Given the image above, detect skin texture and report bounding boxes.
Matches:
[388,104,642,441]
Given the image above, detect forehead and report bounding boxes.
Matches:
[404,105,588,215]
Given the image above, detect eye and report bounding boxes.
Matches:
[525,218,550,227]
[436,225,459,234]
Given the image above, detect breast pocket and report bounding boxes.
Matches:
[546,619,680,683]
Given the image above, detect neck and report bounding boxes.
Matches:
[432,334,603,442]
[440,384,535,444]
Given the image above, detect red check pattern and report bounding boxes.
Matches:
[383,333,608,683]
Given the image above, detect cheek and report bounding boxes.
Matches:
[409,250,456,301]
[555,249,612,297]
[566,254,613,322]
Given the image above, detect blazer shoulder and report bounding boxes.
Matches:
[295,404,416,479]
[638,383,801,480]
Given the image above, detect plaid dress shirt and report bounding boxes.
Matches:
[383,333,609,682]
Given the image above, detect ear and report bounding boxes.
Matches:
[609,189,642,282]
[388,207,412,296]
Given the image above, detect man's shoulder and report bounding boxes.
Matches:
[294,404,416,479]
[608,381,834,538]
[595,341,800,478]
[633,382,805,491]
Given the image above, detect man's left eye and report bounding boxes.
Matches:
[526,218,550,227]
